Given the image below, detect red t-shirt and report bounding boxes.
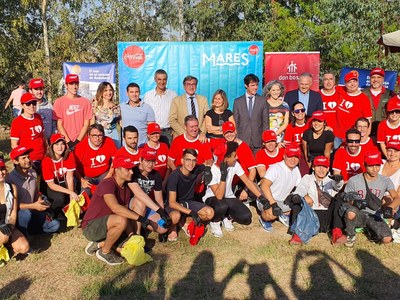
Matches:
[283,123,308,146]
[10,114,46,161]
[360,138,379,153]
[142,142,169,178]
[115,146,141,166]
[255,147,285,171]
[335,92,372,139]
[168,134,212,167]
[236,140,256,175]
[41,154,76,182]
[74,136,117,178]
[377,120,400,144]
[320,88,340,132]
[332,146,365,181]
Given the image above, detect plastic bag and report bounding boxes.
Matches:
[120,235,153,266]
[291,197,320,244]
[0,245,10,265]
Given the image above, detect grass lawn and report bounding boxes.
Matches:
[1,209,400,300]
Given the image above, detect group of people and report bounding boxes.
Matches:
[1,67,400,266]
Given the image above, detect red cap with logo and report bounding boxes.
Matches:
[20,93,36,104]
[364,151,383,166]
[370,67,385,77]
[113,156,135,169]
[141,149,157,161]
[311,111,326,122]
[50,133,66,145]
[386,98,400,112]
[222,121,236,134]
[386,139,400,151]
[284,143,301,158]
[262,130,277,143]
[147,123,161,134]
[65,74,79,84]
[29,78,45,89]
[313,156,330,167]
[10,146,32,160]
[344,71,359,82]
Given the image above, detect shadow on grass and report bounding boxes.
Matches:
[291,249,400,299]
[0,276,32,299]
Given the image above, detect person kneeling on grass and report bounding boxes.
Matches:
[167,149,214,238]
[127,149,180,242]
[202,141,268,238]
[82,156,157,266]
[283,156,344,245]
[341,151,400,247]
[258,143,302,232]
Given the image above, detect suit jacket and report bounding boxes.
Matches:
[233,94,269,151]
[169,94,209,138]
[284,89,323,116]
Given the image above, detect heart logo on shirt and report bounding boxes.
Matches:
[34,125,42,133]
[57,167,67,175]
[350,163,360,171]
[96,155,106,163]
[158,155,166,162]
[392,135,400,140]
[327,102,337,109]
[344,101,354,109]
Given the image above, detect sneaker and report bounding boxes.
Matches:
[345,235,356,247]
[96,249,125,266]
[289,234,302,245]
[278,214,290,227]
[259,217,273,232]
[222,218,234,231]
[209,222,223,238]
[85,241,99,256]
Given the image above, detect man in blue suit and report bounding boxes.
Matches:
[284,72,323,116]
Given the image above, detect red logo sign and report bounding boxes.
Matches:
[249,45,259,56]
[123,45,145,68]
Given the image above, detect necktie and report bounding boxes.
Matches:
[248,96,253,117]
[190,96,196,117]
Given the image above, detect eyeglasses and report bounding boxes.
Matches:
[185,83,197,87]
[346,139,361,144]
[389,110,400,114]
[184,158,198,163]
[90,134,104,138]
[293,108,306,114]
[25,101,37,106]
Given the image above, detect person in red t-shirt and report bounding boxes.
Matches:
[355,117,378,154]
[74,124,117,195]
[168,115,213,170]
[41,133,78,219]
[256,130,284,178]
[115,125,142,165]
[10,92,47,173]
[335,71,372,148]
[142,123,170,181]
[332,129,365,182]
[377,98,400,158]
[319,72,341,132]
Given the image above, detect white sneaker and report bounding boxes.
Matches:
[222,218,234,231]
[209,222,223,238]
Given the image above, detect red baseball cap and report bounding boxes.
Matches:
[113,156,135,169]
[386,139,400,151]
[222,121,236,134]
[147,123,161,134]
[344,71,359,82]
[187,220,205,246]
[0,159,5,168]
[311,111,326,122]
[141,149,157,161]
[313,156,330,168]
[20,92,36,104]
[29,78,45,89]
[10,146,32,161]
[262,130,277,142]
[50,133,66,145]
[65,74,79,84]
[284,144,301,158]
[386,98,400,112]
[364,151,383,166]
[370,67,385,77]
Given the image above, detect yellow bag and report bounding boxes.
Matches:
[120,235,153,266]
[0,245,10,265]
[64,193,87,227]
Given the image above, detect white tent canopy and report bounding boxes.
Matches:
[378,30,400,54]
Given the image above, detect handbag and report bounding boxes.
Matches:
[363,175,381,211]
[314,181,332,208]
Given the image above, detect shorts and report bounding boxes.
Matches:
[83,215,109,242]
[179,200,206,214]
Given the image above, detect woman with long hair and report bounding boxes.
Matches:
[92,82,121,147]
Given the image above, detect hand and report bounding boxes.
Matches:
[139,217,150,229]
[383,206,393,219]
[35,199,50,211]
[271,203,282,216]
[156,208,172,228]
[258,195,270,210]
[203,166,212,186]
[81,178,93,189]
[292,194,302,204]
[239,190,248,201]
[219,162,229,182]
[189,210,201,226]
[198,133,207,144]
[283,194,293,206]
[0,224,12,236]
[329,174,343,183]
[41,196,52,207]
[70,192,79,201]
[342,191,362,203]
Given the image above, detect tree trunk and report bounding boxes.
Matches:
[177,0,185,41]
[41,0,52,102]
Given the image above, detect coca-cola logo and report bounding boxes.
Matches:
[249,45,259,55]
[123,45,145,68]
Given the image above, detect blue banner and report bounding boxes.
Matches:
[63,62,116,99]
[339,66,397,90]
[117,42,264,108]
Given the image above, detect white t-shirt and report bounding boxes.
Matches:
[203,162,245,201]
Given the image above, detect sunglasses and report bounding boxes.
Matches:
[293,108,306,114]
[389,110,400,114]
[25,101,37,106]
[346,139,361,144]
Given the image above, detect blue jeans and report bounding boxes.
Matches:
[18,209,59,235]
